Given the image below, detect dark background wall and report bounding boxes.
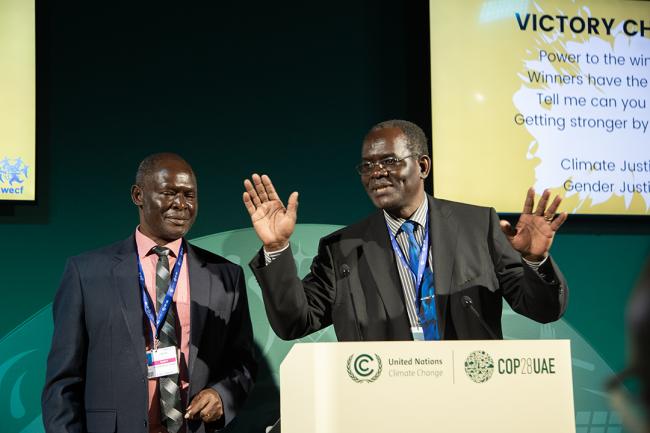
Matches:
[1,0,432,335]
[1,0,649,415]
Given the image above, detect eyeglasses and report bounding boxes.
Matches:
[355,155,418,175]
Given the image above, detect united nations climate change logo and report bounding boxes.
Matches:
[346,353,382,383]
[464,350,494,383]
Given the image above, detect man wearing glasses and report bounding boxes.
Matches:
[243,120,568,341]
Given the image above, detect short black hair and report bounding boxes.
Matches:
[135,152,192,186]
[369,119,429,157]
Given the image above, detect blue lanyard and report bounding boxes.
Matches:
[137,242,185,345]
[386,217,430,303]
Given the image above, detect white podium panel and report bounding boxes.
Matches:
[280,340,575,433]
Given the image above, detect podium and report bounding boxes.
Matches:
[280,340,575,433]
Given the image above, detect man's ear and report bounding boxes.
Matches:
[131,184,144,207]
[419,155,431,179]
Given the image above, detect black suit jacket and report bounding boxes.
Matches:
[42,236,256,433]
[251,195,568,341]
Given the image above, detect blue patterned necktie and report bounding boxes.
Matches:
[400,220,440,340]
[151,246,183,433]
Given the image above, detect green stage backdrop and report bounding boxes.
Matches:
[1,1,649,433]
[0,226,646,432]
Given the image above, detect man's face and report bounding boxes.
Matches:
[131,158,198,244]
[360,127,429,215]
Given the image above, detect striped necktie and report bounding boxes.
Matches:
[152,246,183,433]
[400,221,440,340]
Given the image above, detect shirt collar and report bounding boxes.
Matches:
[135,227,183,259]
[383,196,428,236]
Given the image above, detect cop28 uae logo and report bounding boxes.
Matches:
[346,353,382,383]
[464,350,495,383]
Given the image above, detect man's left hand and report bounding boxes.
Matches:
[185,388,223,424]
[500,187,568,261]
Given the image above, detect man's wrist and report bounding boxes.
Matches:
[263,243,290,265]
[263,241,289,253]
[522,255,549,272]
[522,253,547,263]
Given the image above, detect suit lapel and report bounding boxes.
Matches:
[112,236,148,378]
[429,196,458,339]
[362,211,409,330]
[186,243,210,384]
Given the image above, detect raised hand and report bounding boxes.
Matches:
[243,174,298,252]
[499,187,568,261]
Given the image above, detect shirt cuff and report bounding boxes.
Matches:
[521,255,549,272]
[263,243,290,265]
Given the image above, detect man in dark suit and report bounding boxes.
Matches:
[242,120,568,341]
[43,153,256,432]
